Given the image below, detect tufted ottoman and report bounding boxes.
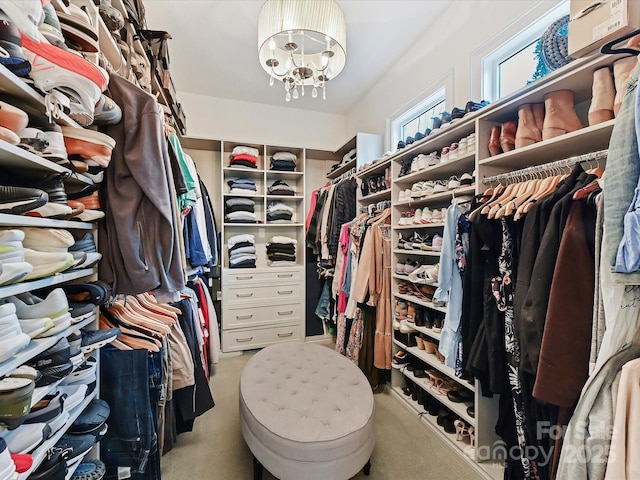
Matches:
[239,342,375,480]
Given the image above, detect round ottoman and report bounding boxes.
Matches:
[239,342,375,480]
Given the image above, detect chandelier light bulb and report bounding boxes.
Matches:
[292,88,299,100]
[286,91,291,102]
[270,76,274,86]
[312,87,318,98]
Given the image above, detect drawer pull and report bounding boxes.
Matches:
[277,332,294,338]
[236,275,253,280]
[278,310,294,315]
[236,314,253,320]
[236,336,253,343]
[236,293,253,298]
[277,274,293,278]
[278,290,293,295]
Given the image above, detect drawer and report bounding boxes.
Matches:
[224,283,303,306]
[222,322,302,352]
[223,302,303,329]
[222,267,302,286]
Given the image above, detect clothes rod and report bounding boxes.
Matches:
[482,149,608,184]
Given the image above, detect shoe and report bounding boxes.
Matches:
[447,388,474,403]
[61,126,115,167]
[440,146,450,163]
[27,448,67,479]
[57,3,99,53]
[613,56,637,116]
[92,94,121,126]
[515,103,543,148]
[38,122,69,165]
[23,249,74,280]
[447,176,461,190]
[0,0,44,42]
[99,0,124,31]
[0,101,28,134]
[0,422,50,453]
[60,357,96,386]
[54,433,96,465]
[588,67,615,126]
[542,90,583,140]
[57,384,88,412]
[70,458,106,480]
[460,172,474,186]
[430,209,443,224]
[449,142,459,160]
[499,120,517,153]
[39,3,66,48]
[0,377,34,429]
[433,180,447,193]
[21,228,74,253]
[488,125,502,156]
[20,34,108,127]
[0,185,48,215]
[80,328,120,354]
[10,288,71,335]
[26,338,72,387]
[391,350,411,369]
[45,281,111,306]
[1,302,53,339]
[68,398,109,436]
[0,11,31,77]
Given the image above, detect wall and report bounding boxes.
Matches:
[179,92,346,151]
[345,0,562,149]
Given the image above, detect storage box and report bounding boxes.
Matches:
[569,0,640,58]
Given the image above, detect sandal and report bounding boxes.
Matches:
[455,419,471,441]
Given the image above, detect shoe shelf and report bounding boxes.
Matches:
[392,273,438,285]
[396,186,476,207]
[394,292,447,314]
[392,250,441,257]
[389,387,502,480]
[394,222,445,230]
[361,188,391,202]
[399,368,476,426]
[0,65,80,129]
[478,119,615,173]
[17,391,98,480]
[409,323,442,342]
[0,268,94,299]
[394,152,475,185]
[0,315,96,379]
[356,157,391,178]
[326,158,356,179]
[96,15,142,91]
[0,214,93,230]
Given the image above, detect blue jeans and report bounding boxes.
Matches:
[101,347,162,480]
[315,280,331,321]
[604,56,640,283]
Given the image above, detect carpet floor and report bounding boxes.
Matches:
[160,346,482,480]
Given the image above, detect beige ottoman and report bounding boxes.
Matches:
[239,342,375,480]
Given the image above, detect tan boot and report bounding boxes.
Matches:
[542,90,583,141]
[488,125,502,156]
[515,104,542,148]
[588,67,615,126]
[533,103,544,134]
[500,120,517,153]
[613,56,638,116]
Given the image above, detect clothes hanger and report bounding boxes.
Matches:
[600,29,640,55]
[487,176,527,218]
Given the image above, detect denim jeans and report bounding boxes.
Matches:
[604,56,640,284]
[315,280,331,321]
[101,347,161,480]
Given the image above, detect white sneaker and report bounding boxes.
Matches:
[21,228,74,253]
[22,249,74,280]
[0,262,32,286]
[0,242,24,263]
[75,209,104,222]
[11,288,69,320]
[0,331,30,363]
[0,0,45,41]
[41,125,69,165]
[0,422,50,454]
[25,202,73,219]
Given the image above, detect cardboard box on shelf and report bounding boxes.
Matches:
[569,0,640,58]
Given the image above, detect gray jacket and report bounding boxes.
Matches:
[100,73,185,302]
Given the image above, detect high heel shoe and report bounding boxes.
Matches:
[455,419,471,441]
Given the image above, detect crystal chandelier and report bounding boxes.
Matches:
[258,0,346,102]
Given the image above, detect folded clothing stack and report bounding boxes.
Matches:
[228,234,256,268]
[266,236,296,266]
[225,197,257,224]
[229,146,259,169]
[266,201,293,223]
[227,177,257,195]
[267,179,295,196]
[270,151,297,171]
[330,148,357,172]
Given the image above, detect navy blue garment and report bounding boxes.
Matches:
[183,208,208,268]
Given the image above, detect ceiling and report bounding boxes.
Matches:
[143,1,451,115]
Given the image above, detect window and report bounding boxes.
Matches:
[400,99,446,142]
[478,1,569,101]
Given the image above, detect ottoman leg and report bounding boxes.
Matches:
[364,459,371,476]
[253,456,263,480]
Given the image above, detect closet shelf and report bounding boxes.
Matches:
[394,222,445,230]
[0,268,94,299]
[0,314,96,379]
[224,193,262,199]
[326,158,356,179]
[392,273,439,288]
[390,388,502,480]
[264,223,304,227]
[0,214,92,230]
[266,171,304,180]
[478,119,615,170]
[410,323,442,341]
[393,249,442,257]
[356,157,391,178]
[395,186,476,207]
[266,195,304,200]
[394,292,447,313]
[223,167,265,177]
[403,343,475,392]
[18,392,97,480]
[399,368,476,426]
[361,188,391,202]
[394,153,476,185]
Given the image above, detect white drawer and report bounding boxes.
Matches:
[222,322,302,352]
[222,267,302,285]
[223,302,303,329]
[224,283,303,306]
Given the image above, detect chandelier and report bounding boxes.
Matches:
[258,0,346,102]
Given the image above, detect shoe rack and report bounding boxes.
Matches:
[0,70,101,479]
[384,49,622,479]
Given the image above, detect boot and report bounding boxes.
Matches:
[515,104,542,148]
[542,90,583,141]
[532,103,544,137]
[613,56,638,116]
[500,120,517,153]
[488,125,502,156]
[588,67,615,125]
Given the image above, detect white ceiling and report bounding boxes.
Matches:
[143,1,451,115]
